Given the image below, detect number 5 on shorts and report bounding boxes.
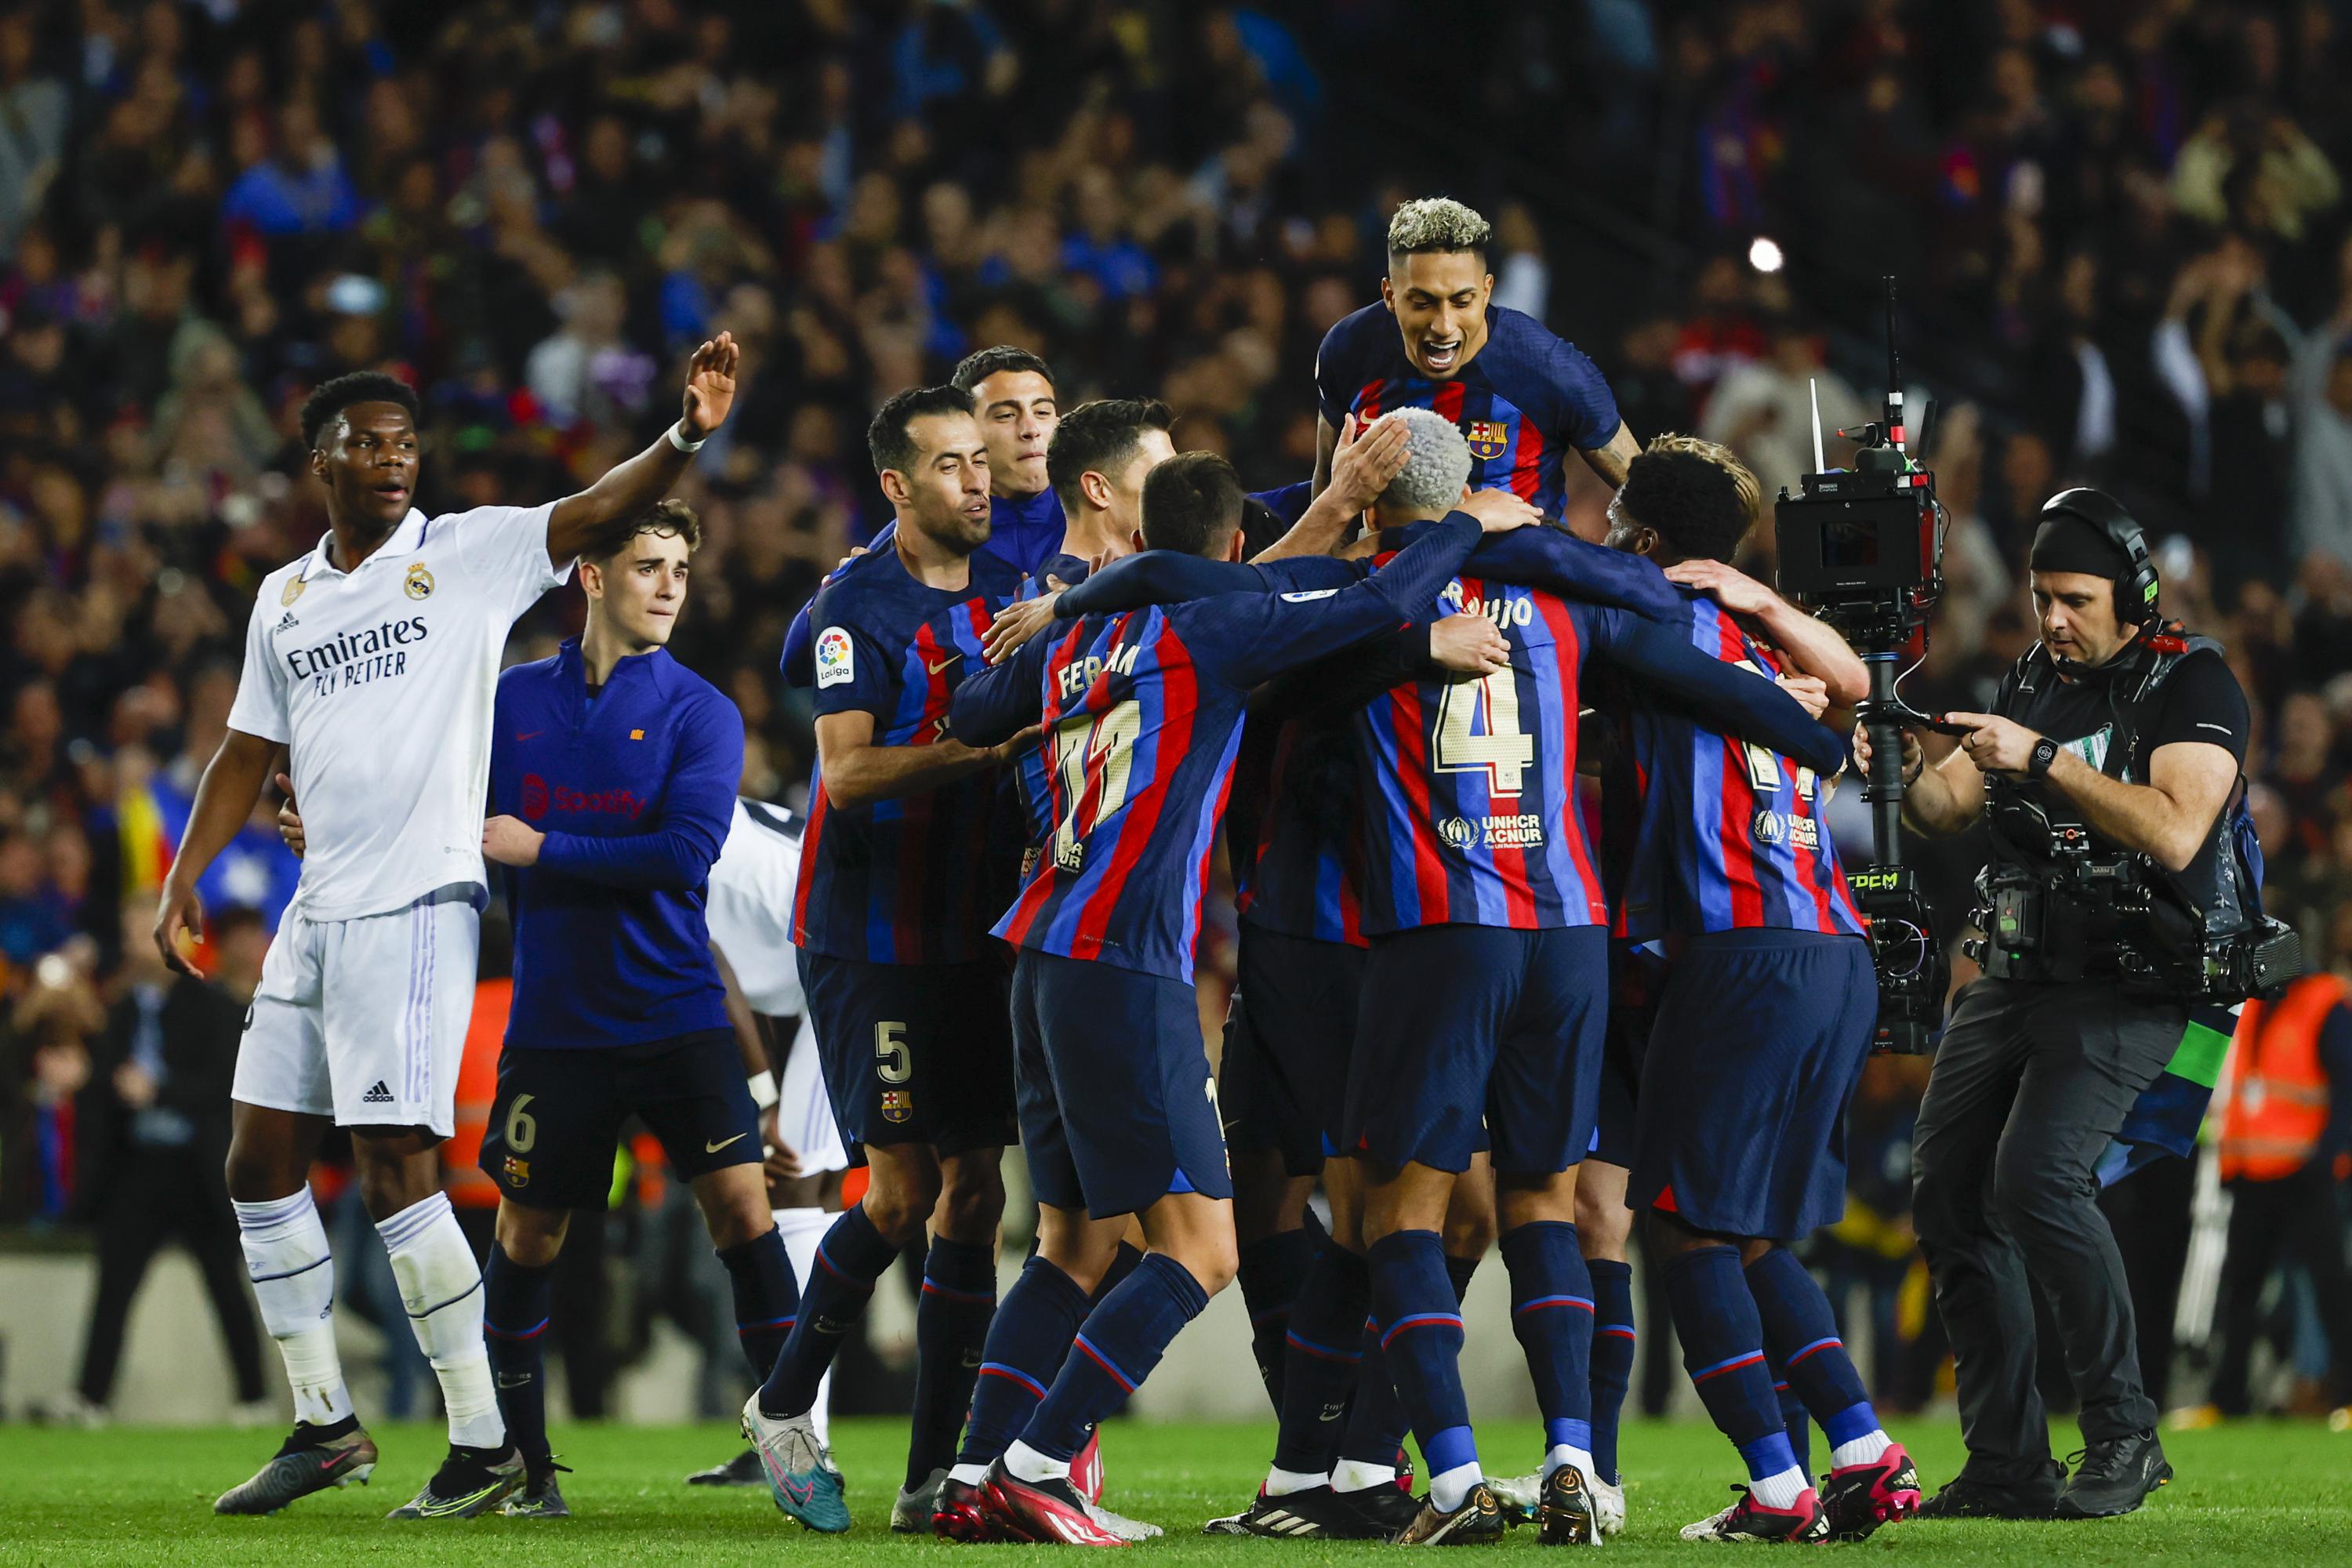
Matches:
[875,1021,911,1083]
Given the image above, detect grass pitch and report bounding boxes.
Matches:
[2,1416,2343,1566]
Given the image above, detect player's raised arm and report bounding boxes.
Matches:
[1664,557,1867,707]
[1588,604,1851,780]
[1257,412,1412,561]
[1579,419,1643,489]
[546,332,739,567]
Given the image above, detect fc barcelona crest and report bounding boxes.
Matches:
[503,1156,530,1187]
[1465,420,1508,461]
[880,1090,913,1124]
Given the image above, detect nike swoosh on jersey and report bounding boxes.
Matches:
[514,730,544,741]
[927,655,961,674]
[706,1133,749,1153]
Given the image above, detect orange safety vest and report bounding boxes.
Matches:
[2217,973,2344,1181]
[445,978,510,1208]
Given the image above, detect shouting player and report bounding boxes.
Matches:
[936,456,1526,1546]
[742,386,1033,1534]
[1596,437,1918,1544]
[462,501,792,1519]
[164,339,736,1516]
[1313,198,1641,507]
[1330,413,1851,1545]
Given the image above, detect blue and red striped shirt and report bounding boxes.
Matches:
[1315,303,1621,521]
[1610,595,1865,945]
[1349,528,1849,937]
[791,546,1028,965]
[949,520,1486,983]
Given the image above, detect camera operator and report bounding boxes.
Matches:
[1858,489,2252,1521]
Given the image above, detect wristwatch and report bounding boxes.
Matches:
[2027,736,2060,779]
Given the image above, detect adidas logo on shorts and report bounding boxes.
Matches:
[361,1081,395,1105]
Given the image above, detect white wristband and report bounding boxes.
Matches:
[747,1069,779,1110]
[668,423,707,453]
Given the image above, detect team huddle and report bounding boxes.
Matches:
[165,198,1918,1546]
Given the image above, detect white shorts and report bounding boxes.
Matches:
[776,1014,848,1174]
[230,885,481,1137]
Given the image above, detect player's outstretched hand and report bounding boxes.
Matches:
[1777,673,1831,720]
[1326,412,1412,514]
[153,880,205,978]
[988,724,1044,765]
[275,772,305,858]
[983,580,1068,665]
[1428,612,1512,677]
[1851,720,1923,784]
[681,330,739,437]
[1457,485,1540,533]
[482,814,546,867]
[1662,557,1778,615]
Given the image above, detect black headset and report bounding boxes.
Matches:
[2038,487,2159,626]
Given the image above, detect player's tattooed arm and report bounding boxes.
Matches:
[1595,610,1851,780]
[1577,419,1643,490]
[546,332,739,567]
[1662,557,1868,709]
[154,730,279,975]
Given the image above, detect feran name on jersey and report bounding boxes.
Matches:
[1439,812,1547,849]
[285,615,430,695]
[1054,641,1139,702]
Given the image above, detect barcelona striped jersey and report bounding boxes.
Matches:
[1315,303,1621,521]
[791,546,1028,966]
[1610,594,1865,944]
[1349,524,1851,937]
[949,518,1487,984]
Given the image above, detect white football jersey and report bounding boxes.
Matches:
[227,504,571,922]
[706,798,804,1017]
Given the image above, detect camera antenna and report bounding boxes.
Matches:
[1883,274,1905,460]
[1809,378,1825,474]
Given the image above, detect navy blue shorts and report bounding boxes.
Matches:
[1013,949,1232,1218]
[1345,924,1610,1176]
[1629,930,1876,1240]
[480,1030,759,1210]
[1592,946,1668,1170]
[799,950,1017,1163]
[1218,924,1363,1174]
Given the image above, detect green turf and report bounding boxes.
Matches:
[1,1416,2343,1564]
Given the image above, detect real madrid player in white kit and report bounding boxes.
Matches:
[158,339,738,1518]
[686,797,855,1490]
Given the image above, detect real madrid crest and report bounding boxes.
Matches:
[405,561,435,600]
[281,576,306,607]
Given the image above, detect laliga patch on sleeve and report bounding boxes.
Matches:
[815,626,855,689]
[1279,589,1339,603]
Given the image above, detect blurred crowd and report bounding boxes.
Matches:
[1,0,2347,1421]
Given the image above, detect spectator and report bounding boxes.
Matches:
[64,899,265,1424]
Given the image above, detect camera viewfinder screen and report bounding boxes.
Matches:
[1820,517,1880,571]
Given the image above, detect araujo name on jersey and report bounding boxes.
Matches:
[1440,580,1535,627]
[1054,640,1141,702]
[285,615,432,693]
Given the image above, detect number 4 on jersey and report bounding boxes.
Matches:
[1434,670,1534,798]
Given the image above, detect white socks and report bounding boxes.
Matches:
[1831,1429,1892,1469]
[1264,1465,1327,1497]
[1004,1440,1069,1484]
[950,1461,990,1486]
[377,1192,503,1450]
[1331,1459,1396,1494]
[1542,1443,1596,1485]
[1749,1464,1809,1509]
[1428,1461,1483,1513]
[773,1206,833,1445]
[234,1192,352,1427]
